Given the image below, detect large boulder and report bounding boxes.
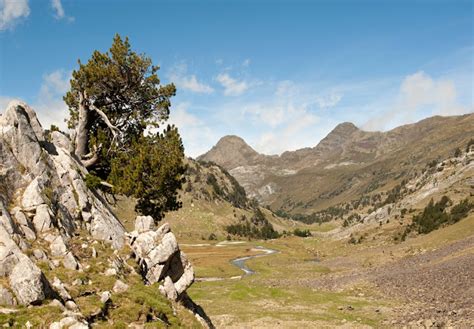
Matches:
[8,256,54,305]
[21,178,46,210]
[130,219,195,301]
[32,204,52,232]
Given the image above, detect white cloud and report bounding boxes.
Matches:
[216,73,250,96]
[167,102,217,157]
[363,71,469,131]
[0,70,70,131]
[51,0,64,18]
[0,0,30,31]
[33,69,71,130]
[242,59,251,67]
[169,63,214,94]
[249,101,321,154]
[399,71,458,112]
[51,0,74,21]
[253,111,324,155]
[179,75,214,94]
[275,80,299,98]
[316,92,342,109]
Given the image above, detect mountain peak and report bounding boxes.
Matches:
[198,135,261,169]
[313,122,361,153]
[215,135,251,148]
[331,122,360,134]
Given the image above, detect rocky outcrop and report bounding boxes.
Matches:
[0,101,125,305]
[0,101,211,327]
[9,256,56,305]
[129,218,214,328]
[129,221,194,300]
[1,101,126,248]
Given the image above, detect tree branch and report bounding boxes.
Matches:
[89,103,121,138]
[82,152,99,169]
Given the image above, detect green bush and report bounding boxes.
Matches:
[293,228,312,237]
[226,208,280,240]
[85,173,102,190]
[404,197,473,237]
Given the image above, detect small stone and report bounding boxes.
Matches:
[50,236,67,257]
[32,249,46,260]
[71,279,83,286]
[104,268,117,276]
[51,277,71,301]
[112,280,129,293]
[65,300,78,311]
[20,225,36,241]
[100,291,111,304]
[62,252,79,270]
[48,299,65,310]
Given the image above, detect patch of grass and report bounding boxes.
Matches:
[0,305,64,327]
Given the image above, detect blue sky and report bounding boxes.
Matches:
[0,0,472,157]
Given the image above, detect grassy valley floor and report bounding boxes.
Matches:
[181,214,474,328]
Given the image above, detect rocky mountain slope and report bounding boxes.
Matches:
[113,157,289,242]
[0,101,213,328]
[199,114,474,215]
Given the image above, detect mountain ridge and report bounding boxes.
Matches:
[198,113,474,213]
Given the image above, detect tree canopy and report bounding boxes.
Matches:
[65,34,185,221]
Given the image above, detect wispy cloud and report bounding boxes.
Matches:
[0,0,30,31]
[33,69,71,130]
[363,71,470,131]
[216,73,250,96]
[169,63,214,94]
[167,102,218,157]
[1,69,71,130]
[51,0,74,22]
[316,92,343,109]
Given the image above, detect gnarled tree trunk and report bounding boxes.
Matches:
[74,91,89,161]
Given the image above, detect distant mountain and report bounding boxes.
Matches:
[198,113,474,214]
[197,135,264,169]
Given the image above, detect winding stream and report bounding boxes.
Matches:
[195,245,279,282]
[230,246,279,276]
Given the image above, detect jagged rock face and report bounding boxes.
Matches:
[0,101,211,328]
[0,101,126,306]
[0,101,126,247]
[129,221,195,302]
